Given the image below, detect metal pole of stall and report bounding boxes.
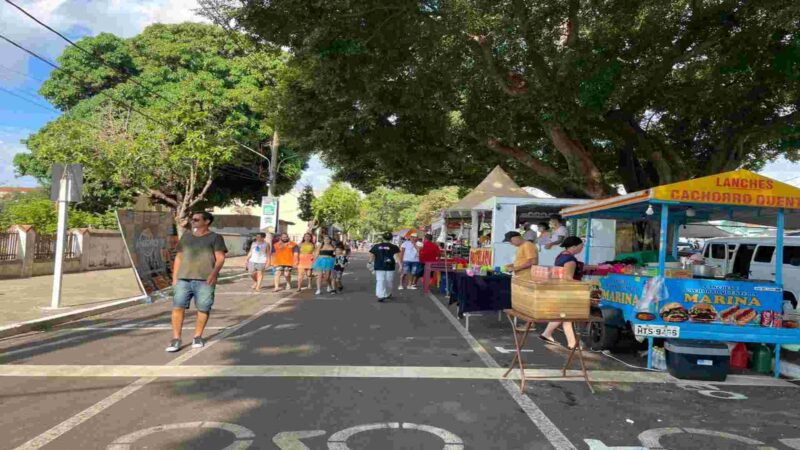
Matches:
[774,207,785,378]
[647,204,671,370]
[584,214,592,264]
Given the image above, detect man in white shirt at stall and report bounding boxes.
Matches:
[399,234,421,290]
[545,214,569,250]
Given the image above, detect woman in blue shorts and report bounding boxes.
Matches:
[312,235,337,295]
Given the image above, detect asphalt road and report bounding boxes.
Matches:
[1,254,799,450]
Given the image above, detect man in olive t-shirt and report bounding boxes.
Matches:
[165,211,228,352]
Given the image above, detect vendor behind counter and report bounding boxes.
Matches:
[502,231,539,280]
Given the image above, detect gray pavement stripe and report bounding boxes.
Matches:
[0,364,796,387]
[12,289,299,450]
[425,292,578,450]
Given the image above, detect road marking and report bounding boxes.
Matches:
[494,346,533,354]
[273,430,326,450]
[12,290,299,450]
[230,324,272,340]
[326,423,464,450]
[65,326,229,331]
[426,292,577,450]
[1,364,797,387]
[107,421,254,450]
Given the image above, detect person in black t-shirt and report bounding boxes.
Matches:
[369,232,401,302]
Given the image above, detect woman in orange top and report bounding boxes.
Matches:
[296,233,316,291]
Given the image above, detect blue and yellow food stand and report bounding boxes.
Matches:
[560,170,800,377]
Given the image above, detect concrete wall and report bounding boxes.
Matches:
[219,233,248,257]
[0,260,23,279]
[0,226,131,279]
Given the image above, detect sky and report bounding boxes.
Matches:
[0,0,332,192]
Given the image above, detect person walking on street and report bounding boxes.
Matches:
[166,211,228,352]
[245,232,270,291]
[369,232,401,302]
[312,235,337,295]
[332,242,349,293]
[539,236,584,349]
[272,233,299,292]
[297,233,316,292]
[399,234,420,290]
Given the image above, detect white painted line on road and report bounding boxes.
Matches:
[12,290,300,450]
[107,421,254,450]
[426,292,577,450]
[65,326,229,331]
[0,364,796,387]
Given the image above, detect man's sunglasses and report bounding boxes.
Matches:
[191,218,205,222]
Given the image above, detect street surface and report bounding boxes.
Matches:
[1,254,799,450]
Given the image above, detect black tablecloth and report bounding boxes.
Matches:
[448,272,512,315]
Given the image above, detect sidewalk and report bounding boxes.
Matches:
[0,256,248,328]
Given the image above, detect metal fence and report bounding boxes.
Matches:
[34,233,79,261]
[0,232,18,261]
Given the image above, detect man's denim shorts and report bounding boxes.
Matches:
[402,261,419,274]
[173,279,215,312]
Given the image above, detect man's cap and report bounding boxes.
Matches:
[561,236,584,248]
[503,231,522,242]
[382,232,393,240]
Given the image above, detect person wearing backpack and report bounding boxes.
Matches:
[368,232,401,302]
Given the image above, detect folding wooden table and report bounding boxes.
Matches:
[502,309,600,394]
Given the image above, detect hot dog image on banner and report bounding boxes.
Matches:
[117,210,177,295]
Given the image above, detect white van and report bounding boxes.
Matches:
[701,237,800,319]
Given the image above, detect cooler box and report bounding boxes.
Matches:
[665,340,729,382]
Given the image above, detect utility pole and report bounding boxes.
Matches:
[50,170,70,309]
[268,129,280,198]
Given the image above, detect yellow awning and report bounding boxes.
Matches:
[652,169,800,209]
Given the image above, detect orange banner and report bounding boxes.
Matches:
[652,170,800,209]
[469,248,493,267]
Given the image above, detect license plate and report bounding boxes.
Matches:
[634,324,680,338]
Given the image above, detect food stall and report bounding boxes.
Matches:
[560,170,800,377]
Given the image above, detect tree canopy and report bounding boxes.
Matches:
[17,23,308,227]
[415,186,460,227]
[312,182,361,235]
[359,187,419,235]
[227,0,800,198]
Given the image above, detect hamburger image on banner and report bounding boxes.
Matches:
[688,303,718,323]
[659,303,689,322]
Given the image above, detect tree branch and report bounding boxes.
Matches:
[189,168,215,208]
[467,34,528,97]
[547,126,610,197]
[486,138,591,198]
[148,189,179,207]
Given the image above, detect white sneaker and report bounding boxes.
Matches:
[398,285,404,290]
[409,285,418,290]
[315,289,321,295]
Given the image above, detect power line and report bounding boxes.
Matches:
[2,0,275,166]
[0,85,58,114]
[0,33,172,129]
[0,62,45,82]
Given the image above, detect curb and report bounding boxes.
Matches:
[0,272,249,340]
[779,354,800,379]
[0,296,148,340]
